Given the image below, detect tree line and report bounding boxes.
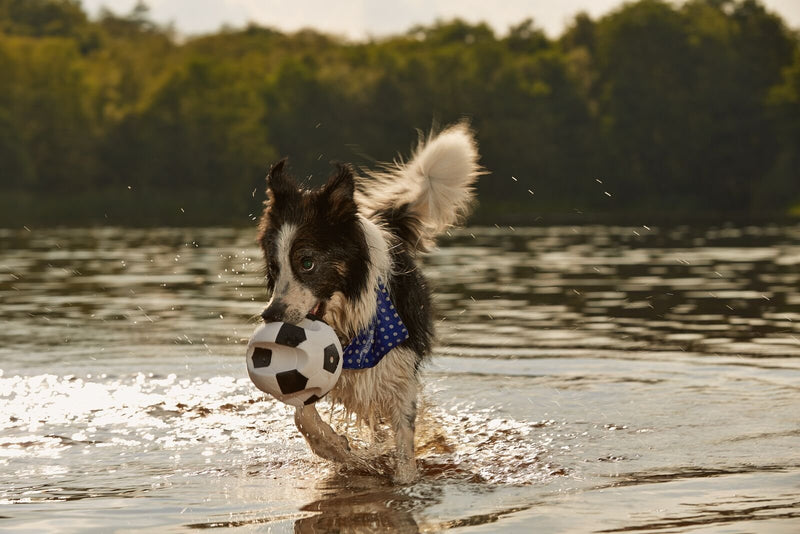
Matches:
[1,0,799,225]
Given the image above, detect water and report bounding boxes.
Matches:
[1,225,799,532]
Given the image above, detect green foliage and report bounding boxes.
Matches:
[0,0,87,38]
[0,0,99,52]
[0,0,798,225]
[761,48,800,210]
[0,34,96,189]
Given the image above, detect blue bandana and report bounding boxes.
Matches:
[342,281,409,369]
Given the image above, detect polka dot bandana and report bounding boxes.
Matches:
[342,281,409,369]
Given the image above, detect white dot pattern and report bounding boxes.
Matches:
[342,280,409,369]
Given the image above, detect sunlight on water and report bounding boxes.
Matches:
[0,369,558,503]
[1,225,799,531]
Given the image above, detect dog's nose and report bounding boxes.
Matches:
[261,301,287,323]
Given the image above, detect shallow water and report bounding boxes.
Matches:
[1,224,799,533]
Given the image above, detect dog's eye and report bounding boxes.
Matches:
[300,257,315,272]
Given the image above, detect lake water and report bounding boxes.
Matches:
[1,225,799,533]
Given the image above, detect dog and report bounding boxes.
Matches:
[257,123,481,483]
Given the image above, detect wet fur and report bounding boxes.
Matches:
[258,123,481,483]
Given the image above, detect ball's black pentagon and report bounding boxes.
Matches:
[276,369,308,394]
[251,347,273,368]
[322,344,340,373]
[275,323,306,347]
[304,394,322,405]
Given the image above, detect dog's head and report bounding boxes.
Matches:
[258,159,370,326]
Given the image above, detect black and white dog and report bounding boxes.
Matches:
[258,123,481,483]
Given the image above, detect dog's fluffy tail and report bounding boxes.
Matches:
[358,122,482,252]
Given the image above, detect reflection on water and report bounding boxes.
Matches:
[430,225,800,357]
[1,225,799,532]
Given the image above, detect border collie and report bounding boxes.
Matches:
[257,123,481,483]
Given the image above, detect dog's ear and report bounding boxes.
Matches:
[324,163,355,198]
[321,163,357,220]
[266,158,295,200]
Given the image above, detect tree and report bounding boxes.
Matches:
[0,0,98,52]
[1,0,799,224]
[0,35,96,189]
[762,48,800,211]
[106,56,276,200]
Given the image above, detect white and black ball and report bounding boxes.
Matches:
[245,316,343,407]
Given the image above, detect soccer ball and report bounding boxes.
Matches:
[245,316,343,407]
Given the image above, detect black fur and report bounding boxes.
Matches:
[259,163,370,304]
[387,245,434,370]
[374,204,426,253]
[373,205,434,367]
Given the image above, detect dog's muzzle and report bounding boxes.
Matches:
[261,301,288,323]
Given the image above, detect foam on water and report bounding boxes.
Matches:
[0,369,562,509]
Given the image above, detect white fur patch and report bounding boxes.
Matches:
[356,122,482,252]
[267,223,316,324]
[329,346,419,424]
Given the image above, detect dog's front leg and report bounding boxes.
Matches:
[294,404,351,463]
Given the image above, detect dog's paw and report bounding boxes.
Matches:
[308,439,348,463]
[307,432,351,463]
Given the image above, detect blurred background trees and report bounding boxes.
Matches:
[0,0,798,225]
